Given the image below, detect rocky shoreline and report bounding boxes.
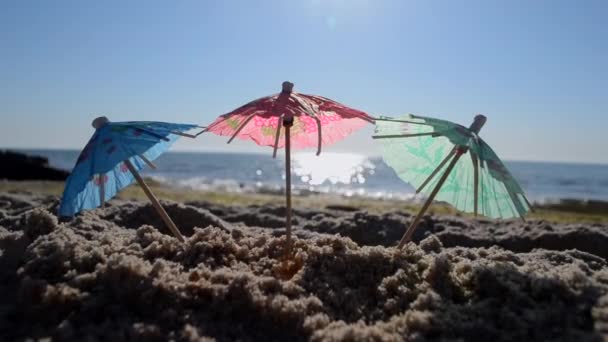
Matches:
[0,151,69,181]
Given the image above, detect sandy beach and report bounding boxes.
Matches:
[2,184,608,341]
[4,0,608,339]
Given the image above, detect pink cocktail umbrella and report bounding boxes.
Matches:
[204,81,373,255]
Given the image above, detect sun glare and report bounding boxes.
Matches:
[292,152,374,186]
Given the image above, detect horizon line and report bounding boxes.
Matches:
[3,146,608,167]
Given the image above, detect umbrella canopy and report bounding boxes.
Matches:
[205,81,373,156]
[374,114,531,247]
[59,117,199,217]
[204,81,373,257]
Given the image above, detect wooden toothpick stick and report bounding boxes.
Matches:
[170,131,196,138]
[471,152,479,216]
[397,115,487,249]
[227,113,256,144]
[124,159,185,242]
[523,196,534,212]
[283,117,293,257]
[138,154,157,170]
[371,117,428,125]
[416,147,456,193]
[372,132,440,139]
[311,115,322,156]
[99,174,105,208]
[272,114,284,159]
[397,150,463,248]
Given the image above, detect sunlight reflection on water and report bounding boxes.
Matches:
[21,149,608,202]
[292,152,375,186]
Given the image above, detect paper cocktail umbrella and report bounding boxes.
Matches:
[204,81,373,255]
[374,114,532,248]
[59,116,201,242]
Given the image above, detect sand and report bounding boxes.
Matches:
[2,192,608,341]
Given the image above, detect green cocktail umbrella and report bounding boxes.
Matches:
[374,114,532,248]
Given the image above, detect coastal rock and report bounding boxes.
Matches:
[0,150,69,181]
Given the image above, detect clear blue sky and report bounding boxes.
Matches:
[1,0,606,163]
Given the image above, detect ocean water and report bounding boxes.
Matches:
[16,149,608,203]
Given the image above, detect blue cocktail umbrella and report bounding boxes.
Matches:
[59,116,201,242]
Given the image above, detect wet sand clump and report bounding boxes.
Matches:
[2,193,608,341]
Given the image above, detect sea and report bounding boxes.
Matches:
[15,149,608,204]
